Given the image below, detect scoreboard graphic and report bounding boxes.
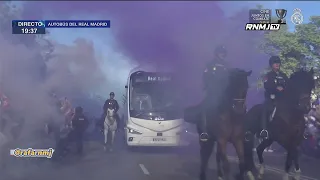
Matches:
[11,20,111,34]
[249,9,271,24]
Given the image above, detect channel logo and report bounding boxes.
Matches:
[10,148,55,159]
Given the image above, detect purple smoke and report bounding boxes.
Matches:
[22,1,267,106]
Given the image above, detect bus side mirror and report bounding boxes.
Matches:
[125,85,128,88]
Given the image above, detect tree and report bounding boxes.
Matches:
[257,11,320,91]
[0,2,55,82]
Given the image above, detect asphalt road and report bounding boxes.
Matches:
[2,130,319,180]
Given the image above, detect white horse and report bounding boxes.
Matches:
[104,108,117,152]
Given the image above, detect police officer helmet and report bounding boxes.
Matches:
[110,92,115,96]
[215,45,227,54]
[269,56,281,66]
[75,106,83,114]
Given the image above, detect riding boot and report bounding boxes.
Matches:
[199,111,209,142]
[260,104,269,139]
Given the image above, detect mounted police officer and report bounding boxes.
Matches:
[103,92,120,113]
[260,56,288,139]
[99,92,120,131]
[203,45,228,92]
[200,45,229,141]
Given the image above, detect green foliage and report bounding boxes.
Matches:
[255,5,320,92]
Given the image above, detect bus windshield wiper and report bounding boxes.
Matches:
[133,111,152,118]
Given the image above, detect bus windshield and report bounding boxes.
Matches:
[130,81,177,112]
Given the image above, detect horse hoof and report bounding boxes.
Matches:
[292,175,300,180]
[218,176,224,180]
[234,174,244,180]
[293,169,301,180]
[257,174,263,179]
[282,173,289,180]
[247,171,255,180]
[199,173,206,180]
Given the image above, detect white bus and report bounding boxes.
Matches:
[124,68,186,147]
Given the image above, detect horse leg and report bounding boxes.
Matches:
[244,139,256,180]
[217,139,230,180]
[109,130,116,152]
[216,146,223,179]
[233,139,245,180]
[291,146,301,180]
[256,138,273,179]
[104,125,109,151]
[199,138,214,180]
[283,148,293,180]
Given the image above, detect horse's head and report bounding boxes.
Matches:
[289,68,315,113]
[107,107,115,117]
[227,69,252,113]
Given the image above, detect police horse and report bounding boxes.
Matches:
[185,68,252,180]
[104,107,117,152]
[244,68,315,180]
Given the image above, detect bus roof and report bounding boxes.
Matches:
[127,65,173,84]
[128,65,173,77]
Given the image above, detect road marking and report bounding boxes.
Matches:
[139,164,150,175]
[188,132,317,180]
[227,156,317,180]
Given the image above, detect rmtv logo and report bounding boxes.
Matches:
[245,23,281,31]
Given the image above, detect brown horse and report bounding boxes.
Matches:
[185,68,252,180]
[244,68,315,180]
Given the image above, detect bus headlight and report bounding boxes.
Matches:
[128,128,142,134]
